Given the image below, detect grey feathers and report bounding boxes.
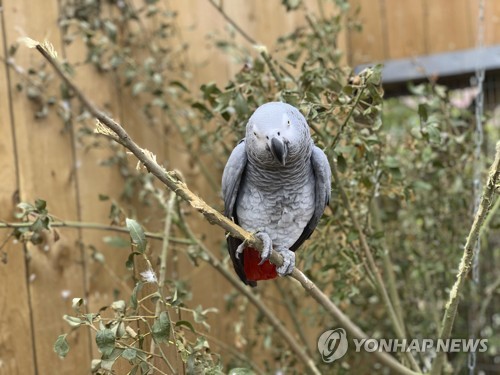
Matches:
[221,102,331,285]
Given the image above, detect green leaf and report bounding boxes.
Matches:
[111,300,126,314]
[96,329,116,358]
[175,320,195,333]
[425,125,441,143]
[63,314,83,328]
[281,0,302,11]
[72,298,84,312]
[84,313,97,324]
[337,153,347,173]
[121,348,137,361]
[418,103,428,122]
[130,282,144,311]
[103,236,130,248]
[34,199,47,211]
[15,202,35,218]
[384,156,399,168]
[132,81,145,96]
[125,251,141,270]
[125,218,146,253]
[54,334,70,358]
[101,348,123,370]
[152,311,170,343]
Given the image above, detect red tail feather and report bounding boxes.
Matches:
[243,247,278,281]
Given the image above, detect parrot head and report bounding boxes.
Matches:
[245,102,311,167]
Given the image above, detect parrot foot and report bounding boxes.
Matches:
[255,232,273,264]
[235,232,272,261]
[274,247,295,276]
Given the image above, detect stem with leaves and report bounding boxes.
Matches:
[150,192,178,371]
[330,158,421,372]
[430,142,500,375]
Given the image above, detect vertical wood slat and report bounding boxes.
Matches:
[383,0,426,59]
[348,0,500,66]
[0,4,36,374]
[60,2,128,370]
[2,0,91,373]
[347,0,387,66]
[424,0,473,54]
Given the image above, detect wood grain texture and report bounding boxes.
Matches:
[0,7,36,375]
[347,0,387,65]
[425,0,474,54]
[2,0,91,373]
[59,2,130,370]
[383,0,426,59]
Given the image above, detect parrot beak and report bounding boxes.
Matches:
[270,137,288,166]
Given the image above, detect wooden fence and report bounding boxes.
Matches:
[348,0,500,66]
[0,1,499,374]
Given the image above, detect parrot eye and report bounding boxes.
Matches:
[287,120,291,126]
[277,132,281,136]
[253,132,257,136]
[266,136,269,140]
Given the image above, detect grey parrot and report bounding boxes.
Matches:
[221,102,331,286]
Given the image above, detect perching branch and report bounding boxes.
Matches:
[30,41,418,375]
[430,142,500,375]
[176,205,322,375]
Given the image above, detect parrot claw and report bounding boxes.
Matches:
[275,247,295,276]
[235,242,246,260]
[255,232,273,265]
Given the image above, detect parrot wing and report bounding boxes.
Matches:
[221,140,256,286]
[290,146,331,251]
[222,139,247,219]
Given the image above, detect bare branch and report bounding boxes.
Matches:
[32,42,418,375]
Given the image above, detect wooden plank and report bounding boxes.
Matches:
[483,0,500,46]
[2,0,91,373]
[347,0,387,65]
[383,0,426,59]
[424,0,474,53]
[0,9,36,375]
[60,3,131,372]
[467,0,500,47]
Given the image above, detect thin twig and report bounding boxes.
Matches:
[150,192,179,372]
[260,51,283,88]
[371,201,406,335]
[0,220,191,244]
[275,280,315,358]
[330,84,366,150]
[31,41,418,375]
[207,0,257,45]
[430,142,500,375]
[330,160,421,372]
[206,0,296,82]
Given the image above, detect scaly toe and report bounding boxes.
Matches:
[235,242,246,260]
[275,248,295,276]
[255,232,273,265]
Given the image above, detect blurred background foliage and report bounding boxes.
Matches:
[4,0,499,373]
